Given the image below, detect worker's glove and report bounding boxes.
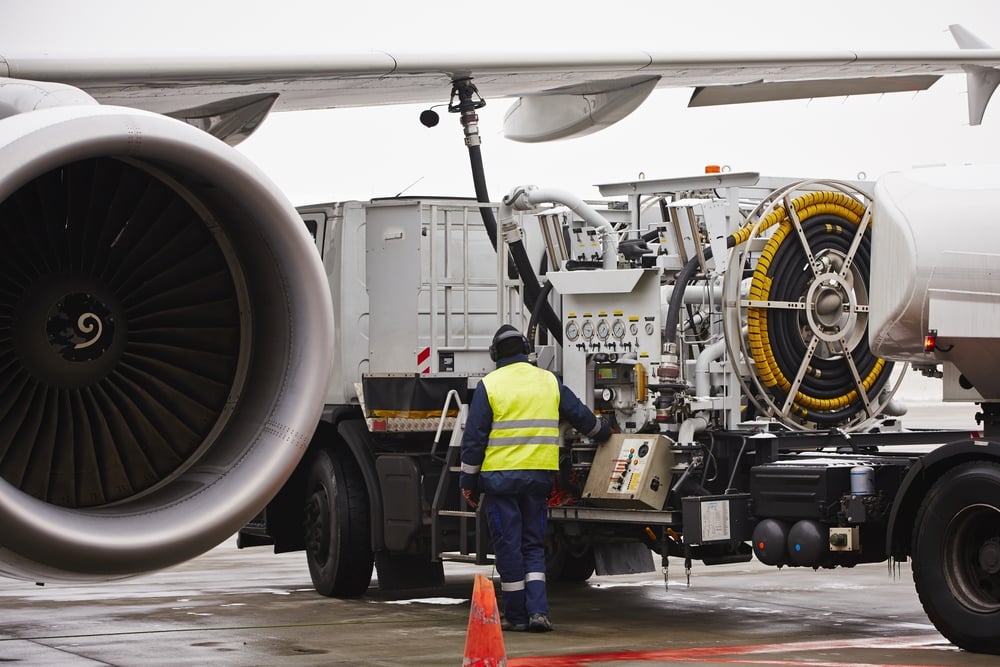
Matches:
[462,488,480,510]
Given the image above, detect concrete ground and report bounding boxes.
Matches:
[1,535,997,667]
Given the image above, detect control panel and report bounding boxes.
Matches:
[582,434,674,509]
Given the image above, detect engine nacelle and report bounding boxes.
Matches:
[0,104,334,580]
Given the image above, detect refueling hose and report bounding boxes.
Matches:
[745,192,890,423]
[526,279,555,351]
[664,190,890,425]
[452,79,562,345]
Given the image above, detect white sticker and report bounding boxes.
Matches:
[700,499,731,542]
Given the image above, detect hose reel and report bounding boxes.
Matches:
[724,180,902,430]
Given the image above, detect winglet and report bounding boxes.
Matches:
[949,24,1000,125]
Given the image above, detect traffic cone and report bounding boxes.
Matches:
[463,573,507,667]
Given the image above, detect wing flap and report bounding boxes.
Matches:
[688,74,941,107]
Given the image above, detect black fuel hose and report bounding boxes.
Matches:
[760,214,890,424]
[663,237,736,346]
[467,143,563,344]
[527,279,555,350]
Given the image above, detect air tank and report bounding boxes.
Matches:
[787,520,826,567]
[752,518,790,566]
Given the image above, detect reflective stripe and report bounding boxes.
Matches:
[486,435,561,447]
[525,571,546,583]
[493,419,559,430]
[586,418,605,438]
[500,579,525,592]
[461,462,481,474]
[482,443,558,472]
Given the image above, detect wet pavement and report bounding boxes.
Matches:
[0,537,997,667]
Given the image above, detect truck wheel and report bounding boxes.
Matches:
[912,460,1000,654]
[304,446,374,597]
[546,536,595,582]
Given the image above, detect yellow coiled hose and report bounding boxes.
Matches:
[741,191,885,421]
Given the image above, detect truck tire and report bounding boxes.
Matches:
[911,460,1000,654]
[304,446,374,597]
[546,535,595,582]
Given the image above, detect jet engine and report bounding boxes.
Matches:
[0,104,334,580]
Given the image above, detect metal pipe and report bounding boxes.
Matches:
[503,185,619,270]
[676,414,709,447]
[695,336,729,398]
[661,282,725,307]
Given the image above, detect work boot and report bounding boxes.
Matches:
[528,613,553,632]
[501,618,527,632]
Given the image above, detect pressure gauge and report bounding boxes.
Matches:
[565,321,579,341]
[596,319,610,339]
[629,322,639,336]
[645,321,655,336]
[612,319,626,339]
[581,320,594,339]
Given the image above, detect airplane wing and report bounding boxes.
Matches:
[4,25,1000,143]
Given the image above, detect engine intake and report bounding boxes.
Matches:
[0,104,333,580]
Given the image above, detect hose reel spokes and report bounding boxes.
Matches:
[725,180,902,430]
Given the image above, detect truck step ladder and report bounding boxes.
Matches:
[430,390,492,565]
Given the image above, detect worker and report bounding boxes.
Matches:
[460,324,611,632]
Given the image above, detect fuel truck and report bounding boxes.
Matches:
[237,165,1000,655]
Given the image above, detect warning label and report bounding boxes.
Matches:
[700,499,731,542]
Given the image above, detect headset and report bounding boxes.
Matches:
[489,327,532,361]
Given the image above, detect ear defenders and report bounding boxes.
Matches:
[489,328,532,361]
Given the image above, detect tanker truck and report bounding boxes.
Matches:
[238,165,1000,655]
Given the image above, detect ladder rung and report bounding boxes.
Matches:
[438,510,477,518]
[439,552,492,564]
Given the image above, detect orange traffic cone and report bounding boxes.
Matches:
[463,573,508,667]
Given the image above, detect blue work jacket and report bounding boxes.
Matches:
[460,354,611,496]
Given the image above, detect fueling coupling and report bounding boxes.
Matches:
[655,389,684,424]
[659,341,681,380]
[448,78,486,147]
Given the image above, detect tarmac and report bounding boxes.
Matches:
[0,387,993,666]
[1,540,997,667]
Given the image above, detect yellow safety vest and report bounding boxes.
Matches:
[481,362,561,472]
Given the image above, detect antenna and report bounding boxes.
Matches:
[395,176,425,197]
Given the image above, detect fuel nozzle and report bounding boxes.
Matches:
[448,78,486,147]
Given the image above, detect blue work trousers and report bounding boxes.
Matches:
[483,492,549,625]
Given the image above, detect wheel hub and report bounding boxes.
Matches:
[945,504,1000,613]
[979,538,1000,575]
[805,271,859,345]
[304,490,330,561]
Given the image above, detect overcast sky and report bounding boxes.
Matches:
[4,1,1000,204]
